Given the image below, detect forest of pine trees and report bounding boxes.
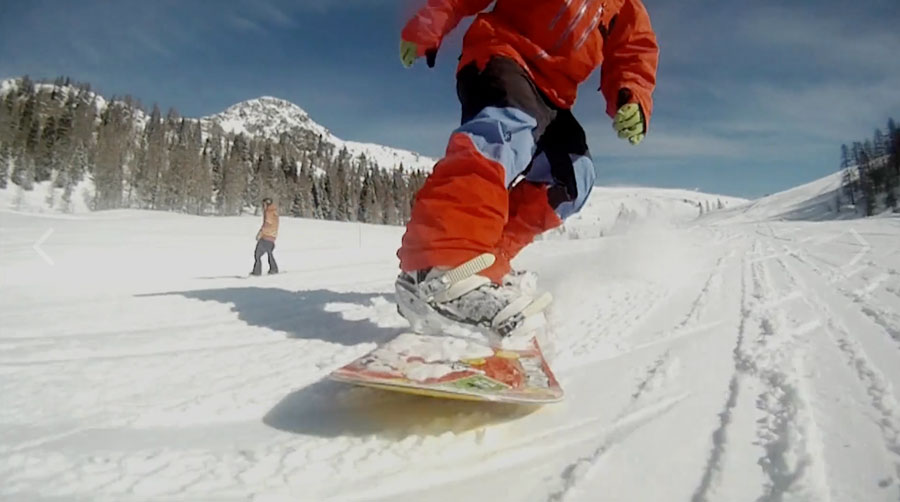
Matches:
[839,118,900,216]
[0,76,428,224]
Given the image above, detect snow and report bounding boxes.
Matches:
[0,179,95,215]
[709,170,862,223]
[1,176,900,501]
[369,333,495,381]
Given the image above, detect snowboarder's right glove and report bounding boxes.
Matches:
[399,39,437,68]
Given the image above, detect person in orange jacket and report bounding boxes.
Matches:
[394,0,659,338]
[251,197,280,276]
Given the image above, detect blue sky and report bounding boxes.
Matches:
[1,0,898,198]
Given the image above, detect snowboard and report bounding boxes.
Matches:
[329,332,563,404]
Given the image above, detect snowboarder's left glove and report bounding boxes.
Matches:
[399,39,438,68]
[613,103,646,146]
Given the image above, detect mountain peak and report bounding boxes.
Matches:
[203,96,436,173]
[232,96,308,115]
[208,96,323,136]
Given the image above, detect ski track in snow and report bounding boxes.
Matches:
[1,201,899,501]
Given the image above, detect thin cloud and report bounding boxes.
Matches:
[227,14,265,33]
[739,5,900,76]
[254,0,296,27]
[132,31,172,58]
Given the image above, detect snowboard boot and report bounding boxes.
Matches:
[394,253,552,343]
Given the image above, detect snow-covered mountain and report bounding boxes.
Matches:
[201,96,436,173]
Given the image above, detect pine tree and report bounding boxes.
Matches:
[206,137,223,212]
[93,103,130,210]
[873,129,888,158]
[191,139,213,215]
[358,168,381,223]
[840,144,850,170]
[17,95,37,152]
[383,170,401,225]
[841,168,857,206]
[257,141,282,207]
[182,121,208,215]
[291,155,315,218]
[139,105,166,208]
[313,173,332,219]
[35,115,57,182]
[159,117,191,211]
[54,97,76,188]
[857,146,877,217]
[392,169,410,223]
[222,135,249,215]
[889,118,899,179]
[0,144,10,189]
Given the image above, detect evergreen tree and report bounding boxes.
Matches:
[35,115,57,182]
[358,168,381,223]
[839,144,850,169]
[17,95,38,152]
[856,146,876,217]
[841,168,857,206]
[392,169,410,223]
[873,129,888,158]
[141,104,166,208]
[0,144,9,189]
[93,103,129,210]
[889,118,899,178]
[226,135,252,215]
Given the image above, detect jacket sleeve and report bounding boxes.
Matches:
[599,0,659,130]
[401,0,494,56]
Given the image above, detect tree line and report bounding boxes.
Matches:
[0,76,428,223]
[839,118,900,216]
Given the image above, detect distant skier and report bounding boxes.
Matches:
[251,197,279,276]
[394,0,659,336]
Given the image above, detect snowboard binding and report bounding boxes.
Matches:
[394,253,553,344]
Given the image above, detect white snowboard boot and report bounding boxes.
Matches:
[394,254,552,343]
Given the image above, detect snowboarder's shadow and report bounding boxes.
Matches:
[138,287,404,346]
[264,378,539,439]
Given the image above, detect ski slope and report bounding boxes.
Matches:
[1,184,899,501]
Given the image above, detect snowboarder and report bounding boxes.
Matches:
[394,0,659,337]
[251,197,279,276]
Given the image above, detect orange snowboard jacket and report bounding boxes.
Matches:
[402,0,658,127]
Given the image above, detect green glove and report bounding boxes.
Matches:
[613,103,646,146]
[400,40,418,68]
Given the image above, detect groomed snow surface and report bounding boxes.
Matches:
[1,182,899,501]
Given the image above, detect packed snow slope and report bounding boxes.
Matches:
[1,184,899,501]
[708,170,853,223]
